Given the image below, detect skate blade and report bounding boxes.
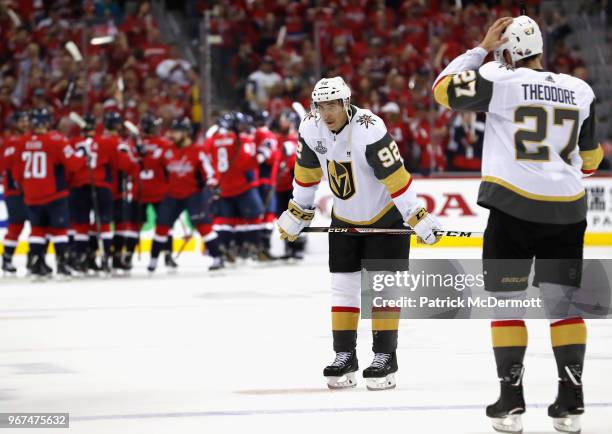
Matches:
[491,415,523,433]
[326,372,357,389]
[552,415,581,433]
[55,275,72,282]
[365,373,396,391]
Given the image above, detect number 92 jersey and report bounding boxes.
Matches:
[293,105,414,227]
[434,61,604,224]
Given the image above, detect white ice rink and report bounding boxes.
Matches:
[1,247,611,434]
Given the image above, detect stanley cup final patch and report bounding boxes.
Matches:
[314,139,327,154]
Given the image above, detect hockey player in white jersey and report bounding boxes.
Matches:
[433,16,604,434]
[277,77,441,390]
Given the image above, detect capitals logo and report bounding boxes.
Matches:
[327,160,355,200]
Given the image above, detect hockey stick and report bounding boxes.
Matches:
[63,42,83,107]
[69,112,104,257]
[123,120,145,261]
[291,101,307,119]
[303,227,483,237]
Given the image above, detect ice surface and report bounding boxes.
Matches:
[0,247,611,433]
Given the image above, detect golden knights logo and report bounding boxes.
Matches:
[327,160,355,200]
[356,114,376,129]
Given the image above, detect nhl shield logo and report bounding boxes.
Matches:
[314,139,327,154]
[327,160,356,200]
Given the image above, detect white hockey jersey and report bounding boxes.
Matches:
[434,48,603,224]
[292,105,419,227]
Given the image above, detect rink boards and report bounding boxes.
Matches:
[1,175,612,253]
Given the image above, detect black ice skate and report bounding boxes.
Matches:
[362,352,398,390]
[30,255,52,281]
[100,255,112,276]
[487,364,525,433]
[1,254,17,275]
[112,253,129,274]
[56,256,73,280]
[123,253,134,271]
[323,350,358,389]
[548,364,584,433]
[208,257,224,271]
[164,252,178,271]
[87,252,102,274]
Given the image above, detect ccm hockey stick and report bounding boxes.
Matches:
[303,227,483,237]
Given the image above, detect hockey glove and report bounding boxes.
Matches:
[278,199,315,242]
[406,207,442,245]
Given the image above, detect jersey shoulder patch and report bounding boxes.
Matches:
[479,61,518,82]
[352,108,387,145]
[298,113,318,142]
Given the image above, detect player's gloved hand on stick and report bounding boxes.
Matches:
[406,207,442,245]
[278,199,315,242]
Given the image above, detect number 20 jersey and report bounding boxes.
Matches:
[434,60,602,224]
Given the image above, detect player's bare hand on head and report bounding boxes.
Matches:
[479,17,513,52]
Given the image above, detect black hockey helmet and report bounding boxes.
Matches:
[103,111,122,130]
[140,113,161,135]
[169,116,192,132]
[253,109,270,126]
[30,107,52,129]
[11,110,29,123]
[279,109,300,130]
[83,113,96,132]
[217,111,238,131]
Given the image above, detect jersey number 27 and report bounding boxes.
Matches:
[514,106,579,164]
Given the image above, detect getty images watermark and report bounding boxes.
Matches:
[360,259,612,319]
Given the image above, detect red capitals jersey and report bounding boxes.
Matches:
[137,135,172,203]
[275,132,298,192]
[12,131,86,205]
[70,134,133,190]
[1,134,24,197]
[204,130,258,198]
[93,133,138,200]
[386,118,412,161]
[160,143,214,200]
[254,126,279,186]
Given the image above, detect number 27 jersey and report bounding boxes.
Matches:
[434,61,603,223]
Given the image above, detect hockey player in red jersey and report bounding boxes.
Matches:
[273,110,303,259]
[148,117,222,272]
[12,108,86,278]
[98,111,139,272]
[122,114,174,270]
[69,113,132,274]
[253,110,279,259]
[0,111,31,274]
[205,112,264,261]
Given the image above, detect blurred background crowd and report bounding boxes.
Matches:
[0,0,611,175]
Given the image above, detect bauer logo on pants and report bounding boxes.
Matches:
[327,160,355,200]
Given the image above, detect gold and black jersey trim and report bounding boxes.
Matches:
[294,163,323,187]
[364,132,403,179]
[478,176,587,224]
[433,69,493,112]
[580,144,603,174]
[331,202,403,228]
[297,134,321,169]
[578,101,597,151]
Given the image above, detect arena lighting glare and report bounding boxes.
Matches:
[90,35,115,45]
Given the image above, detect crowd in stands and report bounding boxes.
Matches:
[0,1,201,139]
[201,0,610,173]
[0,0,609,174]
